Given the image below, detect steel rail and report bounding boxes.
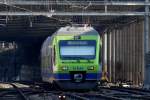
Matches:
[99,87,150,95]
[0,90,19,97]
[110,88,150,95]
[116,87,150,94]
[114,94,150,100]
[98,87,150,99]
[80,93,124,100]
[65,93,90,100]
[10,83,29,100]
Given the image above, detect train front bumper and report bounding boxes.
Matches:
[53,72,102,81]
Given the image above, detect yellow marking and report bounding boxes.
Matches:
[49,76,55,83]
[101,64,109,82]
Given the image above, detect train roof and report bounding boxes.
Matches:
[55,26,99,36]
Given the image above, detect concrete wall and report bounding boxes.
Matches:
[0,39,42,82]
[103,21,144,85]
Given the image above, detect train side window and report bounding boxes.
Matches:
[99,46,101,63]
[53,46,56,65]
[50,47,53,67]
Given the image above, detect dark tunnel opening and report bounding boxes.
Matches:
[0,36,49,82]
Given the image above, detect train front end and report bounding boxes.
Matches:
[53,28,102,89]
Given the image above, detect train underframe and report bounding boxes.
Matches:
[50,72,102,90]
[55,80,98,90]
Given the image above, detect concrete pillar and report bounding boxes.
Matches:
[144,0,150,89]
[102,31,108,81]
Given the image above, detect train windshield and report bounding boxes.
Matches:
[59,40,96,59]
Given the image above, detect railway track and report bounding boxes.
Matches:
[0,82,150,100]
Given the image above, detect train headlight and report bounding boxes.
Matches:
[87,66,94,70]
[62,66,68,71]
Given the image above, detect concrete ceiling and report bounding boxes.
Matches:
[0,0,145,37]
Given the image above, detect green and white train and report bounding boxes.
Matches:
[41,25,102,89]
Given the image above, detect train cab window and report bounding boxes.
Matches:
[59,40,96,60]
